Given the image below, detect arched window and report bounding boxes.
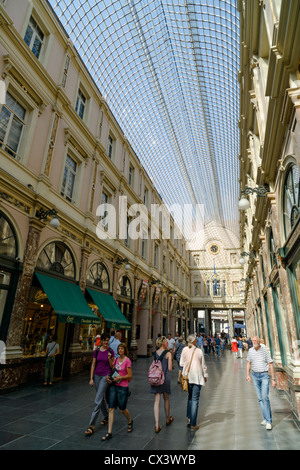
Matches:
[36,241,75,278]
[0,212,18,258]
[117,275,132,298]
[87,262,110,290]
[283,163,300,238]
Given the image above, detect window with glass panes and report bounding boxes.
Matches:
[24,16,44,59]
[75,89,86,119]
[0,92,26,159]
[107,134,114,158]
[100,191,109,231]
[61,155,77,201]
[283,163,300,238]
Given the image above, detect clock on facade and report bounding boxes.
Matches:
[209,243,220,255]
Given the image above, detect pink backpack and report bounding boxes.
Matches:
[148,350,167,386]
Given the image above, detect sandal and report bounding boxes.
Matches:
[155,426,162,433]
[101,417,108,425]
[166,416,174,426]
[128,420,134,432]
[85,426,95,436]
[102,432,112,441]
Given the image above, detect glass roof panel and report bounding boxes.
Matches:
[49,0,239,238]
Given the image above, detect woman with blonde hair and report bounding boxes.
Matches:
[149,335,173,433]
[180,334,208,430]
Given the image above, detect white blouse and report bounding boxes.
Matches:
[180,345,208,386]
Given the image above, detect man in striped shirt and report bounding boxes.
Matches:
[246,336,276,430]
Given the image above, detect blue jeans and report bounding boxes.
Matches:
[252,372,272,424]
[187,383,201,426]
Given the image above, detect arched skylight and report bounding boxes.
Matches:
[49,0,240,237]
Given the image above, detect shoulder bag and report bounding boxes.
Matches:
[181,347,196,392]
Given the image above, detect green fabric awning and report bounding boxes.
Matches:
[87,288,131,329]
[35,272,101,325]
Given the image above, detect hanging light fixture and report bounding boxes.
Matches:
[36,208,60,228]
[238,184,270,211]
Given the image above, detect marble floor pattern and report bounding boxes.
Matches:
[0,350,299,451]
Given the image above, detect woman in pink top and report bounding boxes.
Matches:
[102,342,133,441]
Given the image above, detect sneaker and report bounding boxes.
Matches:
[266,423,272,430]
[261,420,266,426]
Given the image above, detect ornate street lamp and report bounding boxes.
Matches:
[238,184,270,211]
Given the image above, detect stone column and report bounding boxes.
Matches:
[129,275,139,360]
[69,247,91,354]
[227,308,234,341]
[6,218,44,358]
[147,285,153,356]
[205,308,209,335]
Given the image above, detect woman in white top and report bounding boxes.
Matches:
[180,334,208,430]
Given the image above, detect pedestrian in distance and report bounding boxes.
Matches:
[237,336,243,358]
[85,332,114,436]
[43,335,59,386]
[246,336,276,430]
[180,334,208,431]
[109,331,122,358]
[215,334,221,357]
[220,336,225,355]
[210,336,216,356]
[246,337,253,350]
[231,337,238,358]
[203,336,208,355]
[102,343,133,441]
[174,336,185,384]
[150,335,173,433]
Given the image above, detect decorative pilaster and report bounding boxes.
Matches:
[6,218,44,357]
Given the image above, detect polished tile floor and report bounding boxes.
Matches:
[0,350,299,450]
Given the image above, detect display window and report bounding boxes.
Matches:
[22,281,56,357]
[21,241,76,357]
[80,262,110,351]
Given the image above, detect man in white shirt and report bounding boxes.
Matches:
[167,333,176,354]
[246,336,276,430]
[109,331,122,358]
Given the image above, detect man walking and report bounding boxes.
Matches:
[109,331,122,358]
[246,336,276,430]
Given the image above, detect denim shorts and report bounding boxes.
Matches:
[109,385,129,411]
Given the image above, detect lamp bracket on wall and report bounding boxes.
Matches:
[116,257,130,269]
[36,208,59,228]
[241,184,270,197]
[240,250,256,259]
[36,208,57,220]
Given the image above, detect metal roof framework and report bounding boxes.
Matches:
[49,0,240,238]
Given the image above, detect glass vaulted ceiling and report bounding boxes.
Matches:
[49,0,240,238]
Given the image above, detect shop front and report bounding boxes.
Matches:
[21,271,101,380]
[86,288,131,343]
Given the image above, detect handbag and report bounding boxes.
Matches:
[181,348,196,392]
